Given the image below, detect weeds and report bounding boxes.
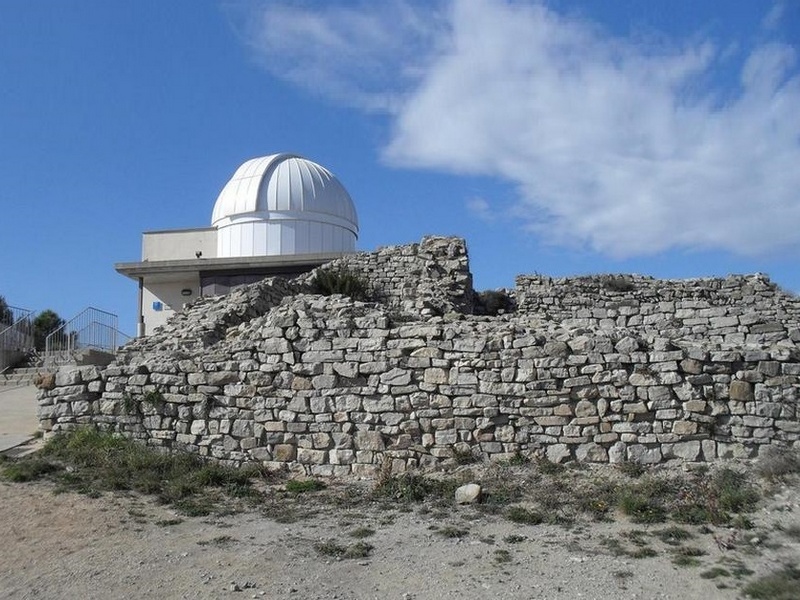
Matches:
[600,275,636,292]
[349,527,375,539]
[743,566,800,600]
[779,524,800,541]
[435,525,469,539]
[474,290,514,316]
[617,461,647,478]
[1,458,61,482]
[452,447,478,465]
[673,468,759,525]
[655,526,693,545]
[506,506,543,525]
[619,492,667,524]
[314,539,373,559]
[599,535,657,559]
[535,458,566,476]
[312,267,371,301]
[197,535,235,547]
[372,471,458,503]
[671,546,706,567]
[285,479,326,494]
[700,567,730,579]
[1,428,263,516]
[755,447,800,481]
[613,570,634,586]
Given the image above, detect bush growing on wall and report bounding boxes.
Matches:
[600,275,636,292]
[312,267,371,302]
[474,290,514,316]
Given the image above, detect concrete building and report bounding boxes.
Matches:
[115,154,359,336]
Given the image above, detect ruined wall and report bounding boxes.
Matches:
[37,237,800,474]
[515,273,800,344]
[300,235,474,316]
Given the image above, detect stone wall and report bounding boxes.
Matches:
[515,273,800,344]
[37,236,800,474]
[298,235,474,317]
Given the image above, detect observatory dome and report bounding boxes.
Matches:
[211,154,359,258]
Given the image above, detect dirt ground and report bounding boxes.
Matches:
[1,463,798,600]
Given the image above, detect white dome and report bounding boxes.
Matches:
[211,154,359,258]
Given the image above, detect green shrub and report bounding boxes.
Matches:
[474,290,514,316]
[349,527,375,539]
[10,428,262,515]
[1,458,61,482]
[714,468,759,513]
[655,526,693,545]
[619,492,667,524]
[285,479,326,494]
[506,506,544,525]
[312,267,370,301]
[494,549,512,564]
[372,472,458,503]
[600,275,636,292]
[436,525,469,538]
[315,539,373,559]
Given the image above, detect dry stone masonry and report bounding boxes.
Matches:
[38,236,800,475]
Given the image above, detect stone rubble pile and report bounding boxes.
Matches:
[37,236,799,474]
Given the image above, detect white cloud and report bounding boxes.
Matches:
[239,0,800,258]
[466,196,495,222]
[234,0,445,112]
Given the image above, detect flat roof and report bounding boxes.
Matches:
[142,226,216,235]
[114,252,351,280]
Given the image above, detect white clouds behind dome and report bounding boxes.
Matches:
[211,154,358,258]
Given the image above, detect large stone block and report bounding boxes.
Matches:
[273,444,296,462]
[729,380,754,402]
[575,442,607,462]
[355,430,385,451]
[546,443,571,463]
[627,444,662,464]
[380,368,412,385]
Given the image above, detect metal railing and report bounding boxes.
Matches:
[44,307,125,367]
[0,305,35,372]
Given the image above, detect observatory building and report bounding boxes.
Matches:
[115,154,359,336]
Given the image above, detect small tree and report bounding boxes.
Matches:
[33,310,65,351]
[0,295,13,326]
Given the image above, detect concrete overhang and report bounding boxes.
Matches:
[114,252,351,281]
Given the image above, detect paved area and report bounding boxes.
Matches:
[0,385,39,452]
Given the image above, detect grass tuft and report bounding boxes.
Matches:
[285,479,326,494]
[506,506,544,525]
[315,539,373,559]
[349,527,375,539]
[755,447,800,481]
[1,458,62,482]
[372,471,458,503]
[2,428,263,516]
[742,566,800,600]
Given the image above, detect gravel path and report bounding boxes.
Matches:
[2,471,798,600]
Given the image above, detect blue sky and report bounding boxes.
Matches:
[1,1,798,336]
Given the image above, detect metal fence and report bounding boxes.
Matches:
[0,305,34,372]
[44,307,126,367]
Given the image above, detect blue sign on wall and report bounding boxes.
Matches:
[152,301,163,311]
